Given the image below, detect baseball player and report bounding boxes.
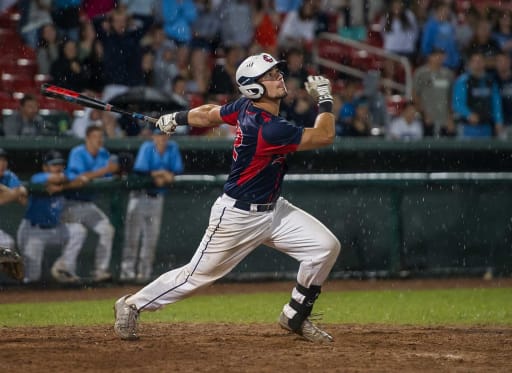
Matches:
[114,53,340,343]
[120,128,184,283]
[17,150,75,284]
[52,125,118,283]
[0,148,27,250]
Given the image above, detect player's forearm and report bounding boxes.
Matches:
[297,113,335,151]
[187,104,223,128]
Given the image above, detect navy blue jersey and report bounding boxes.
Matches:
[220,97,303,204]
[24,172,63,227]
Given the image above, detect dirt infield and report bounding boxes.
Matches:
[2,278,512,372]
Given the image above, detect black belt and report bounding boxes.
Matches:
[31,223,55,229]
[146,192,159,198]
[233,200,275,212]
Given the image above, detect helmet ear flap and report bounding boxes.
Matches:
[238,82,265,100]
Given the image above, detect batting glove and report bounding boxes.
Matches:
[156,113,178,135]
[304,76,333,104]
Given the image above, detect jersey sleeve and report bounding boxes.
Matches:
[220,97,248,126]
[30,172,49,185]
[6,171,21,188]
[259,117,303,155]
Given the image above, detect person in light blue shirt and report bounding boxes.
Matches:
[17,150,77,283]
[120,128,184,283]
[53,125,119,283]
[420,2,460,71]
[0,148,27,251]
[452,51,503,138]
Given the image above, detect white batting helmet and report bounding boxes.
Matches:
[236,53,285,100]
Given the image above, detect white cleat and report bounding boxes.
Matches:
[278,312,333,343]
[114,295,139,340]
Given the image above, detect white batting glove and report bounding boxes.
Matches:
[304,75,333,104]
[156,113,178,135]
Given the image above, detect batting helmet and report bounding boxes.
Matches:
[236,53,285,100]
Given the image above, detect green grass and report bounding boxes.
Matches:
[1,288,512,327]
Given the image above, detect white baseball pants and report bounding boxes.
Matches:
[121,192,164,280]
[128,194,340,311]
[57,200,114,273]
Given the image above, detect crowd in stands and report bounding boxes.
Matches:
[2,0,512,140]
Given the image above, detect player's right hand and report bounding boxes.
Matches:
[304,76,333,104]
[156,113,178,135]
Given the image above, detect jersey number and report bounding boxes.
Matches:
[233,125,243,161]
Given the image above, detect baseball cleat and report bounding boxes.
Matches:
[114,295,139,340]
[92,269,112,283]
[51,262,81,284]
[278,312,333,343]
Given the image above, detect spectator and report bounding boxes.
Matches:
[252,0,280,57]
[101,111,125,139]
[50,39,87,91]
[494,52,512,138]
[413,47,456,137]
[17,150,72,283]
[274,0,302,14]
[161,0,197,46]
[208,45,245,97]
[465,19,501,72]
[387,101,423,140]
[3,94,58,137]
[380,0,419,60]
[493,11,512,57]
[343,97,372,137]
[36,23,60,75]
[335,79,360,136]
[52,125,118,283]
[218,0,254,49]
[169,75,190,110]
[71,107,102,138]
[119,0,159,17]
[82,39,106,94]
[153,41,180,95]
[420,1,460,70]
[50,0,81,42]
[77,20,98,61]
[278,1,316,52]
[93,8,153,100]
[141,50,155,86]
[82,0,117,20]
[0,149,27,251]
[452,51,503,138]
[120,128,184,283]
[362,70,389,132]
[18,0,53,49]
[190,0,220,93]
[281,47,309,85]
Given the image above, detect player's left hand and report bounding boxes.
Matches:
[156,113,178,135]
[304,76,333,104]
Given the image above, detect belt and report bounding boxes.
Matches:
[31,223,55,230]
[233,200,275,212]
[146,192,159,198]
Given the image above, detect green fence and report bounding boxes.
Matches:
[1,173,511,283]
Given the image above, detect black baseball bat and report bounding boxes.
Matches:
[40,83,158,124]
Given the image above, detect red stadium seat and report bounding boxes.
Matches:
[1,73,37,94]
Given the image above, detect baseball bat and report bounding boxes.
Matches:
[40,83,158,124]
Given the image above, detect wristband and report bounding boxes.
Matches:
[318,101,333,113]
[175,110,190,126]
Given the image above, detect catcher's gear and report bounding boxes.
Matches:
[0,247,24,281]
[156,113,178,135]
[236,53,285,99]
[304,76,333,104]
